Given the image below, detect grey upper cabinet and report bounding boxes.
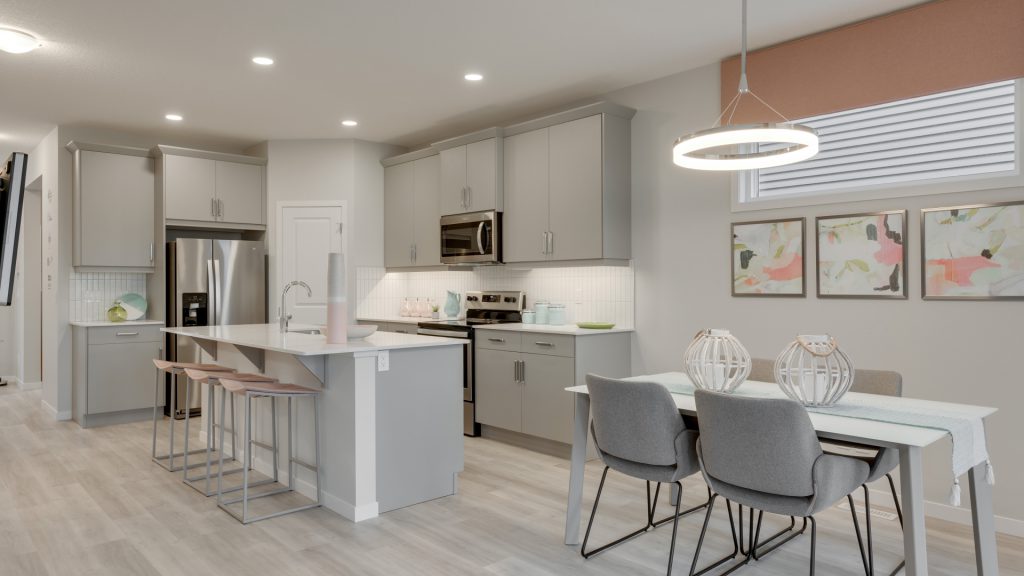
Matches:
[157,146,266,229]
[68,142,156,271]
[383,152,440,268]
[503,104,634,263]
[438,131,502,216]
[215,161,264,225]
[503,128,550,263]
[163,154,216,222]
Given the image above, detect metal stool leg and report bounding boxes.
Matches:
[242,392,252,524]
[151,367,161,460]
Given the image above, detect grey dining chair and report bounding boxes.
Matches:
[822,369,904,576]
[691,389,869,576]
[582,374,717,576]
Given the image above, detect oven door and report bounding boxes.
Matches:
[441,211,501,265]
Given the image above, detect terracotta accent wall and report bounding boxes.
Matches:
[721,0,1024,123]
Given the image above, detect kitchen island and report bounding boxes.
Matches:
[162,324,467,522]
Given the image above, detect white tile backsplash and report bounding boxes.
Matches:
[69,272,148,322]
[356,264,634,327]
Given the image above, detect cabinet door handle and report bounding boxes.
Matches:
[547,231,554,255]
[534,341,554,347]
[520,360,525,383]
[487,337,506,343]
[116,332,140,337]
[149,243,154,263]
[541,231,548,255]
[211,198,216,217]
[394,329,408,334]
[466,186,471,208]
[218,199,224,219]
[513,360,518,382]
[413,244,417,262]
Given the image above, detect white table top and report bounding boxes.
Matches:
[474,323,634,336]
[567,372,997,449]
[163,324,466,357]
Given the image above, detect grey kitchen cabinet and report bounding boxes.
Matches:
[474,329,630,445]
[157,146,266,228]
[68,142,156,271]
[383,152,440,268]
[475,347,523,433]
[72,324,164,428]
[503,105,634,263]
[438,133,502,215]
[214,161,264,225]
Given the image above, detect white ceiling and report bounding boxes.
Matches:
[0,0,925,160]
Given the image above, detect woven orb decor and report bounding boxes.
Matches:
[774,335,854,407]
[683,329,752,393]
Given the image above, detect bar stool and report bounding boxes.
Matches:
[181,368,279,496]
[216,378,322,524]
[151,359,231,472]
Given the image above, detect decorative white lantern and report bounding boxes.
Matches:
[683,329,752,393]
[774,335,854,407]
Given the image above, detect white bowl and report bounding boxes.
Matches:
[347,324,377,339]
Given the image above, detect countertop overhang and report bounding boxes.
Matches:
[162,324,467,356]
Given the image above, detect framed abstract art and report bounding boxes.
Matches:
[816,211,908,299]
[732,218,805,297]
[921,201,1024,300]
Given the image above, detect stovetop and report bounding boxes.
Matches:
[418,290,525,331]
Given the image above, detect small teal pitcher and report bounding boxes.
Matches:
[444,291,461,318]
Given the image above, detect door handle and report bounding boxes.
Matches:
[534,341,554,347]
[211,198,216,218]
[212,259,222,325]
[541,231,548,255]
[217,199,224,219]
[487,337,506,343]
[206,259,216,326]
[115,332,140,337]
[547,231,554,255]
[149,243,154,264]
[476,222,486,256]
[466,186,471,209]
[413,244,417,262]
[520,360,525,383]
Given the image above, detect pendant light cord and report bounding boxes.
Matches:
[711,0,792,128]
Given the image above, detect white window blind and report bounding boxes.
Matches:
[749,80,1018,200]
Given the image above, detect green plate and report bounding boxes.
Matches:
[576,322,616,330]
[120,292,148,320]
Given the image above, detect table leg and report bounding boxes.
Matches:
[899,445,928,576]
[565,392,590,545]
[968,463,999,575]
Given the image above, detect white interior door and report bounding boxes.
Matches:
[279,204,345,325]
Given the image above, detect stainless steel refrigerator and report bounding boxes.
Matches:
[165,239,267,417]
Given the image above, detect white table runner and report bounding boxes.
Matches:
[627,372,995,505]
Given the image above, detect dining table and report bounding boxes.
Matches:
[563,373,999,576]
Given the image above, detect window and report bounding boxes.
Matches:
[742,80,1019,203]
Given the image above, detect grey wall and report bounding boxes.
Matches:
[606,64,1024,525]
[263,139,404,320]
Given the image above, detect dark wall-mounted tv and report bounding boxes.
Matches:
[0,152,28,306]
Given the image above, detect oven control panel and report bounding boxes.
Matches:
[465,290,525,311]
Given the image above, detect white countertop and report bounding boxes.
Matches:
[71,320,165,327]
[162,324,466,356]
[474,323,634,336]
[357,315,440,325]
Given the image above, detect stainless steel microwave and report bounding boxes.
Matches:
[440,211,502,265]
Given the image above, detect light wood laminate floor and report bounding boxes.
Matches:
[1,386,1021,576]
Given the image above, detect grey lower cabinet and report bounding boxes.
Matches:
[72,324,163,427]
[475,330,630,445]
[67,142,156,271]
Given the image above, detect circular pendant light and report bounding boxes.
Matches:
[672,0,818,171]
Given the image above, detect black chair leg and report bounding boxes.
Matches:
[848,493,870,575]
[666,481,683,576]
[688,495,744,576]
[864,486,875,576]
[809,515,817,576]
[581,466,610,558]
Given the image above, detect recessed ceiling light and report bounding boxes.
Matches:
[341,120,358,127]
[0,27,41,54]
[464,73,483,82]
[252,56,274,66]
[165,114,183,122]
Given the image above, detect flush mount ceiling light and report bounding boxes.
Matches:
[464,73,483,82]
[0,27,41,54]
[165,113,183,122]
[341,119,358,127]
[252,56,274,66]
[672,0,818,171]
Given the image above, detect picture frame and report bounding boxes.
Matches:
[816,210,908,299]
[731,217,806,297]
[921,200,1024,301]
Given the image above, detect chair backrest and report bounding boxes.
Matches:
[695,390,822,497]
[586,374,686,467]
[852,369,902,397]
[749,358,775,383]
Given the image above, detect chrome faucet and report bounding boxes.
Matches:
[279,280,312,333]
